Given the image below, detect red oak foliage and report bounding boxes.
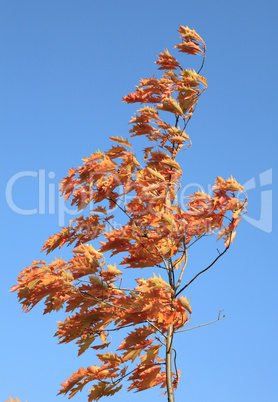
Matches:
[11,26,247,401]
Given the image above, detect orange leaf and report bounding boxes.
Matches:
[178,295,192,314]
[110,136,132,148]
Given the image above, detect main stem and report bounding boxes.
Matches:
[166,324,175,402]
[165,115,180,402]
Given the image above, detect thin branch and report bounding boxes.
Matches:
[197,46,206,75]
[171,258,175,289]
[174,247,188,291]
[111,367,138,386]
[79,290,127,310]
[162,255,171,277]
[172,347,178,377]
[155,335,166,346]
[187,233,206,249]
[108,197,168,271]
[172,253,183,269]
[78,287,167,339]
[167,257,174,288]
[99,323,135,333]
[176,311,225,333]
[175,244,230,297]
[146,320,167,339]
[112,361,166,387]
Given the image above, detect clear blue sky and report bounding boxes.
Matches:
[1,1,277,401]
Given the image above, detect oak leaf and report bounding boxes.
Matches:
[178,295,192,314]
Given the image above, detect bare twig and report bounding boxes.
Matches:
[197,46,206,75]
[187,233,206,249]
[146,320,167,339]
[176,311,225,333]
[173,347,178,377]
[175,245,230,297]
[99,323,135,333]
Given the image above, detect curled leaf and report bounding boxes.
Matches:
[178,295,192,314]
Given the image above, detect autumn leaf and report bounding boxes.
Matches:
[5,398,23,402]
[175,25,205,56]
[88,382,123,402]
[110,136,132,149]
[155,49,181,70]
[157,96,184,116]
[178,295,192,314]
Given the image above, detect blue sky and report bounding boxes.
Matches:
[1,1,277,401]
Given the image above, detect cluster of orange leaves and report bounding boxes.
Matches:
[11,26,246,401]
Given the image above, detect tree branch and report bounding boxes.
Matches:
[172,347,178,378]
[176,311,225,333]
[174,247,188,291]
[197,45,206,75]
[166,325,175,402]
[79,288,167,339]
[187,233,206,249]
[108,197,168,271]
[175,245,230,297]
